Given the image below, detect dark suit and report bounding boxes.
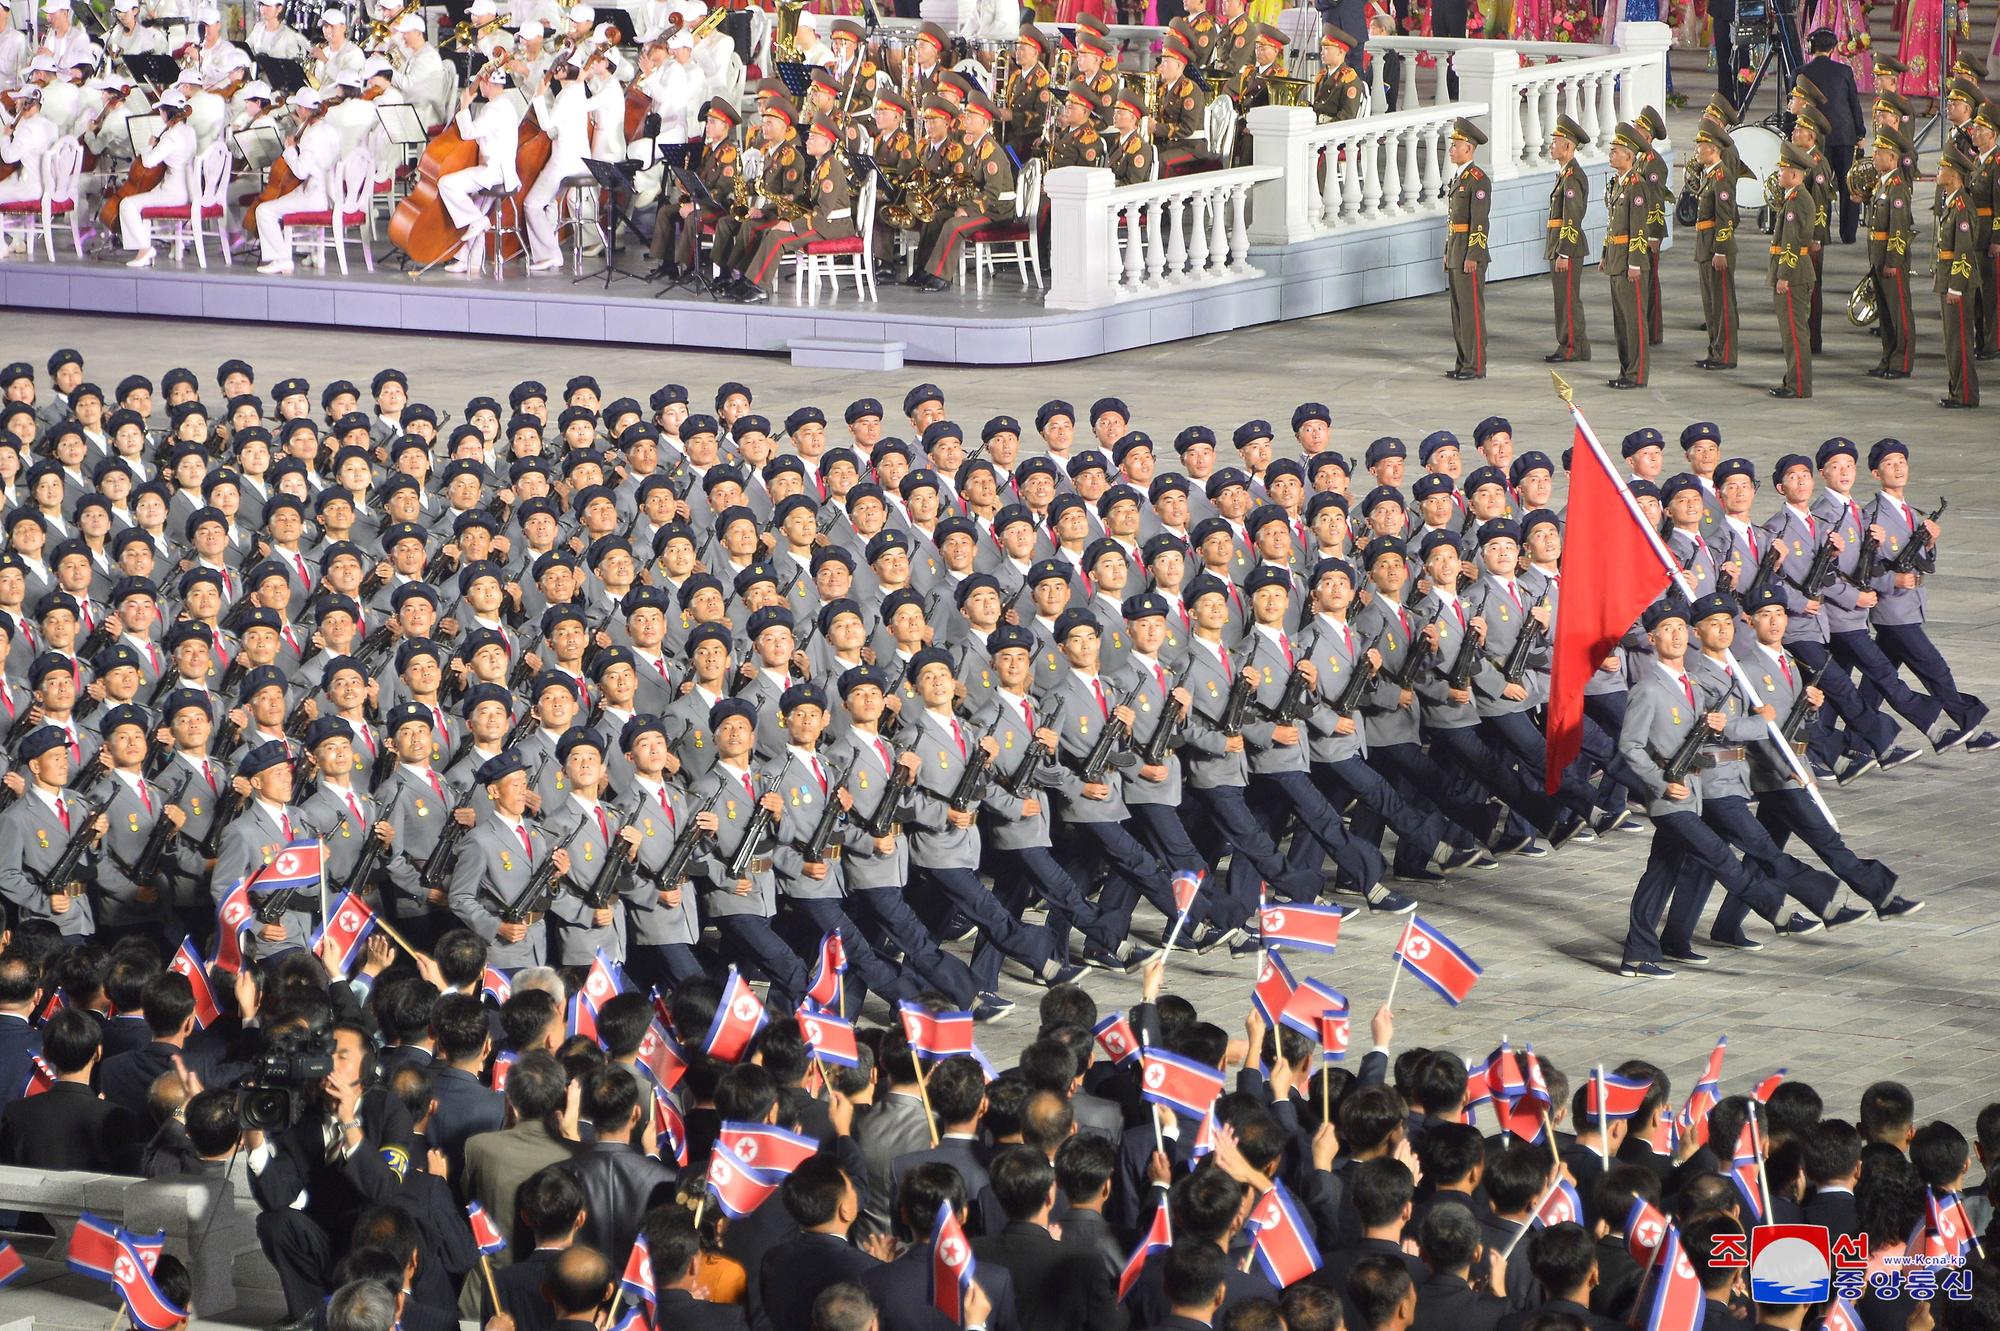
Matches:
[1498,1296,1625,1331]
[476,1246,559,1331]
[1072,1090,1124,1142]
[571,1140,678,1263]
[99,1039,209,1120]
[1126,1251,1276,1329]
[428,1064,506,1181]
[1802,54,1865,242]
[0,1080,145,1173]
[1057,1207,1126,1283]
[1804,1187,1861,1238]
[99,1013,153,1062]
[396,1168,480,1316]
[756,1230,881,1331]
[654,1290,748,1331]
[380,1044,436,1079]
[975,1221,1123,1331]
[1312,1235,1428,1323]
[1589,1234,1644,1321]
[1411,1271,1507,1331]
[893,1136,1002,1235]
[860,1242,1022,1331]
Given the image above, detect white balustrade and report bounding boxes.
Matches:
[1366,33,1619,111]
[1246,102,1474,244]
[1045,162,1280,310]
[1446,23,1671,180]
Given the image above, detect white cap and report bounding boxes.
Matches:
[468,0,498,14]
[86,73,125,89]
[321,6,347,23]
[795,8,814,25]
[393,12,422,32]
[158,88,188,108]
[567,4,594,21]
[175,68,203,85]
[28,53,57,72]
[44,0,72,13]
[666,30,692,49]
[290,87,322,110]
[517,19,543,37]
[112,0,139,12]
[239,78,274,100]
[196,3,220,22]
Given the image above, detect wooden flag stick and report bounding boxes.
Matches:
[914,1051,939,1147]
[479,1254,502,1315]
[1544,1111,1562,1169]
[1384,948,1404,1011]
[1748,1101,1774,1221]
[1321,1064,1331,1127]
[1499,1176,1566,1262]
[372,913,422,959]
[605,1287,625,1327]
[1152,1103,1166,1157]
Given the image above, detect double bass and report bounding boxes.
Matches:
[100,100,192,229]
[387,53,551,265]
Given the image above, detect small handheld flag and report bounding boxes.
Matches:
[635,1015,689,1091]
[489,1050,518,1093]
[1584,1070,1652,1119]
[1117,1206,1172,1302]
[480,965,513,1004]
[22,1053,56,1098]
[1533,1178,1584,1227]
[246,839,324,899]
[166,938,221,1029]
[1246,1181,1323,1289]
[1278,977,1347,1043]
[110,1229,188,1331]
[1625,1197,1669,1263]
[1673,1036,1726,1148]
[702,969,769,1063]
[898,1001,976,1060]
[798,1007,861,1069]
[309,890,377,977]
[212,880,256,974]
[805,931,847,1010]
[618,1232,655,1306]
[1640,1225,1704,1331]
[1259,901,1346,954]
[466,1201,508,1256]
[1751,1070,1786,1103]
[717,1121,820,1177]
[1093,1011,1141,1066]
[0,1237,25,1289]
[1139,1046,1226,1121]
[1729,1122,1765,1223]
[1391,915,1482,1006]
[1251,948,1298,1026]
[706,1140,782,1219]
[928,1200,976,1323]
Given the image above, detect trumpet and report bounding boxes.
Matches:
[440,15,506,52]
[359,15,392,53]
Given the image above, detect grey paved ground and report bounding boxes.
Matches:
[11,116,2000,1137]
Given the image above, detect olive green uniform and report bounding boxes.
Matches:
[1445,159,1491,377]
[1109,126,1154,186]
[1804,144,1834,352]
[1936,187,1982,405]
[1312,62,1362,123]
[1545,155,1590,360]
[1603,167,1650,383]
[1694,159,1740,368]
[1770,183,1816,397]
[1867,167,1915,375]
[1636,145,1669,343]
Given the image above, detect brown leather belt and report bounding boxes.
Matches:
[1978,208,1994,217]
[819,845,842,861]
[1706,746,1747,763]
[1546,218,1563,227]
[1939,249,1957,258]
[747,857,774,874]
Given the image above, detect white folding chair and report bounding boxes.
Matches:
[959,157,1040,289]
[0,136,86,261]
[280,147,377,273]
[794,170,876,302]
[140,142,234,267]
[1206,98,1237,163]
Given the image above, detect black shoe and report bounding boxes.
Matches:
[1663,948,1711,966]
[1489,831,1534,856]
[1606,377,1639,389]
[1879,744,1921,771]
[1709,930,1766,952]
[1978,349,1999,361]
[1444,369,1477,380]
[1618,960,1675,979]
[738,282,770,304]
[1770,386,1800,398]
[1543,352,1573,363]
[1882,369,1911,378]
[1835,754,1879,785]
[1868,367,1894,378]
[919,275,952,292]
[1395,867,1447,884]
[1969,731,2000,753]
[1876,895,1925,920]
[1775,912,1826,938]
[1549,813,1588,850]
[1940,398,1974,409]
[1821,904,1870,930]
[901,272,926,287]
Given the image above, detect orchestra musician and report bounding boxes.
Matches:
[523,46,612,273]
[359,57,414,188]
[707,96,808,287]
[1046,82,1107,167]
[81,74,155,173]
[905,22,947,101]
[908,89,1013,294]
[311,7,366,89]
[189,4,255,93]
[245,0,309,61]
[629,31,704,211]
[727,112,854,304]
[0,85,57,208]
[35,0,94,72]
[1106,86,1153,186]
[789,8,833,65]
[508,21,556,87]
[437,63,524,274]
[254,85,340,274]
[1311,27,1364,123]
[1001,23,1054,163]
[391,12,449,127]
[1169,0,1224,69]
[646,94,739,283]
[0,1,28,93]
[1216,0,1256,73]
[22,57,79,137]
[1073,31,1117,124]
[558,7,633,82]
[865,86,915,265]
[107,0,168,59]
[169,67,229,153]
[119,86,197,267]
[827,18,878,110]
[1150,33,1210,173]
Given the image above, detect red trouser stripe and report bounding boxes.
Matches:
[1470,273,1484,375]
[1719,277,1733,363]
[749,228,818,286]
[929,212,985,277]
[1561,264,1576,357]
[1634,276,1646,382]
[1892,272,1911,373]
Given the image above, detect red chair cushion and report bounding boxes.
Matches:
[966,221,1029,244]
[280,210,368,226]
[803,236,863,255]
[374,178,393,194]
[139,204,225,219]
[0,200,45,213]
[47,200,72,214]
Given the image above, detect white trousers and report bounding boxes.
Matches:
[119,180,190,249]
[523,150,584,265]
[438,162,506,228]
[254,180,329,263]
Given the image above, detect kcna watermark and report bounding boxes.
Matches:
[1711,1225,1974,1304]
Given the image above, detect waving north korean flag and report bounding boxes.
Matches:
[212,880,256,974]
[804,932,847,1010]
[1259,902,1347,954]
[1117,1206,1172,1302]
[111,1231,187,1331]
[899,1001,975,1060]
[247,839,323,899]
[1278,977,1347,1042]
[706,1140,782,1219]
[718,1121,820,1176]
[798,1007,861,1069]
[310,891,377,977]
[1533,1178,1585,1227]
[1251,947,1298,1027]
[1625,1198,1669,1263]
[67,1213,135,1281]
[1585,1069,1654,1120]
[618,1232,654,1307]
[167,937,221,1029]
[702,969,769,1064]
[1246,1180,1322,1290]
[1641,1226,1705,1331]
[1674,1036,1727,1148]
[651,1086,689,1167]
[1393,915,1482,1006]
[481,965,513,1005]
[1093,1011,1141,1066]
[635,1015,689,1091]
[0,1237,23,1289]
[21,1053,55,1098]
[1139,1046,1226,1121]
[466,1201,508,1256]
[929,1200,977,1323]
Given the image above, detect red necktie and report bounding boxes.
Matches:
[203,761,218,794]
[1680,674,1695,708]
[655,656,670,681]
[1220,647,1231,677]
[1507,582,1522,610]
[146,642,160,675]
[294,553,311,587]
[432,707,447,739]
[280,813,293,841]
[0,688,11,719]
[1804,514,1816,542]
[1746,529,1758,560]
[1280,634,1294,669]
[658,785,672,817]
[67,730,80,765]
[1397,608,1410,637]
[1779,654,1794,688]
[81,602,94,631]
[811,757,826,792]
[1902,503,1916,532]
[875,739,891,769]
[360,725,376,757]
[1091,678,1107,718]
[427,771,445,803]
[1453,602,1466,631]
[139,783,153,814]
[210,629,231,666]
[1848,501,1861,532]
[950,720,965,757]
[518,823,533,857]
[594,806,610,845]
[1154,664,1167,693]
[742,773,754,799]
[1177,602,1190,629]
[56,797,69,832]
[222,569,235,599]
[1342,624,1353,656]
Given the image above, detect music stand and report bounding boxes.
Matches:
[124,53,182,90]
[254,55,308,95]
[578,157,647,290]
[660,162,724,296]
[375,100,428,148]
[234,124,285,172]
[595,8,638,43]
[775,59,813,98]
[124,112,165,158]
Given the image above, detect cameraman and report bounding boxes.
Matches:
[249,1017,417,1329]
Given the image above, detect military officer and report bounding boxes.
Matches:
[1633,105,1672,346]
[1150,35,1210,175]
[652,97,743,283]
[1866,125,1917,380]
[1967,101,1998,359]
[1545,114,1591,364]
[1935,147,1982,409]
[1312,28,1363,123]
[1107,88,1154,186]
[1790,103,1835,354]
[0,725,107,940]
[910,91,1015,293]
[1443,117,1491,381]
[1603,122,1651,388]
[1692,117,1742,372]
[1003,24,1055,162]
[1770,142,1818,399]
[728,114,856,304]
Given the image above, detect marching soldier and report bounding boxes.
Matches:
[1603,122,1651,389]
[909,91,1015,294]
[1770,143,1818,399]
[1866,125,1916,380]
[649,97,742,283]
[1693,117,1742,372]
[1150,35,1210,175]
[1004,25,1055,163]
[1936,148,1982,409]
[729,114,857,304]
[1107,89,1154,186]
[1791,103,1835,353]
[1443,117,1490,381]
[94,705,184,949]
[0,726,106,941]
[448,751,554,970]
[1545,114,1590,364]
[1312,28,1363,123]
[213,739,314,963]
[1634,105,1672,346]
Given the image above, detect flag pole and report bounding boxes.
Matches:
[914,1051,939,1147]
[1748,1101,1774,1221]
[1385,920,1406,1010]
[692,1158,710,1229]
[1500,1177,1565,1261]
[372,913,421,958]
[478,1255,501,1316]
[605,1287,625,1327]
[1543,1111,1561,1169]
[1593,1065,1609,1169]
[1556,375,1837,832]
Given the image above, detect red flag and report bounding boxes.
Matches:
[618,1232,655,1306]
[489,1050,518,1093]
[1585,1070,1652,1119]
[706,1140,781,1219]
[1822,1299,1865,1331]
[1392,915,1482,1006]
[1543,413,1676,789]
[1751,1070,1786,1103]
[797,1008,861,1068]
[1246,1181,1322,1288]
[111,1231,187,1330]
[1139,1047,1226,1120]
[717,1121,819,1176]
[213,880,256,974]
[1674,1037,1727,1148]
[0,1236,22,1288]
[480,966,513,1004]
[651,1088,689,1168]
[1626,1198,1669,1263]
[1093,1012,1141,1066]
[1318,1013,1350,1059]
[1251,948,1297,1026]
[898,1001,975,1060]
[36,987,68,1025]
[1259,902,1346,954]
[166,938,221,1029]
[805,932,846,1009]
[929,1200,976,1323]
[22,1053,56,1098]
[702,969,769,1063]
[310,891,377,976]
[635,1016,689,1090]
[465,1201,507,1255]
[579,949,624,1011]
[1641,1226,1704,1331]
[1117,1206,1172,1302]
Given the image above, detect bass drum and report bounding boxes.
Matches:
[1731,125,1783,231]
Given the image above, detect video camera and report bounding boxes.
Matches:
[235,1026,337,1131]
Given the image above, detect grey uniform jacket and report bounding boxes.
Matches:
[976,693,1070,852]
[1352,596,1429,749]
[94,772,173,930]
[1759,505,1833,646]
[691,765,781,919]
[213,801,317,960]
[1733,640,1815,795]
[770,747,850,900]
[1808,491,1875,634]
[447,816,551,969]
[1301,613,1371,765]
[297,781,386,890]
[1043,669,1135,822]
[1685,652,1764,803]
[378,766,463,919]
[1177,639,1250,790]
[836,727,917,890]
[1618,665,1721,819]
[1237,625,1313,777]
[537,795,637,965]
[1862,492,1930,627]
[1466,575,1548,714]
[0,788,99,937]
[622,778,700,947]
[901,708,982,871]
[1121,655,1187,806]
[1411,593,1494,732]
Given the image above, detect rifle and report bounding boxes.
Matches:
[1444,615,1485,692]
[497,818,586,924]
[1495,595,1550,686]
[1777,655,1834,752]
[1841,529,1881,590]
[2,701,41,754]
[1079,677,1148,782]
[422,544,459,584]
[34,792,105,905]
[1217,669,1259,738]
[1788,537,1844,600]
[1133,657,1196,765]
[193,783,251,859]
[1259,625,1323,727]
[801,757,853,863]
[655,787,723,888]
[1658,682,1727,784]
[853,726,918,839]
[345,783,401,899]
[1736,540,1786,602]
[76,615,118,665]
[1330,628,1386,714]
[1885,498,1947,576]
[415,781,478,894]
[353,622,398,674]
[257,809,338,925]
[214,651,248,702]
[573,794,646,909]
[506,648,537,694]
[119,768,195,884]
[1386,603,1445,691]
[724,776,778,881]
[947,716,1001,809]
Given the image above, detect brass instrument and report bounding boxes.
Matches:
[689,6,728,40]
[1262,74,1310,107]
[440,15,505,52]
[727,170,754,220]
[772,0,808,63]
[1846,157,1879,203]
[1049,46,1074,89]
[1762,170,1782,215]
[997,50,1014,113]
[1124,69,1157,129]
[360,15,392,53]
[766,186,813,225]
[1848,273,1879,326]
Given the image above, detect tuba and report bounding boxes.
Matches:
[1262,75,1311,107]
[772,0,808,63]
[1848,273,1879,326]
